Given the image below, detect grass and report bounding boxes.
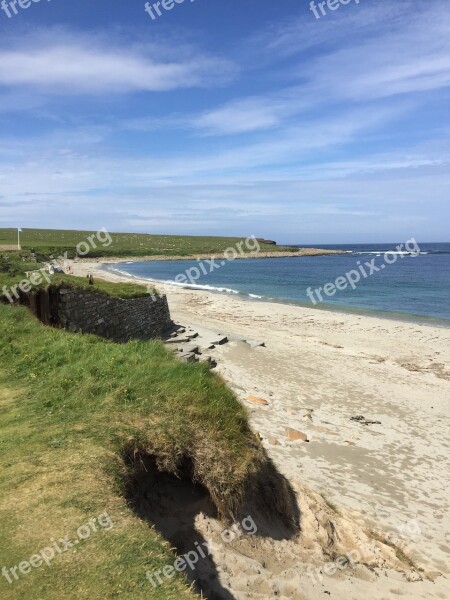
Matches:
[0,256,151,300]
[0,254,299,598]
[50,275,152,299]
[0,287,271,598]
[0,228,293,259]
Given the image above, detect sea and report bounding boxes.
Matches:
[104,242,450,326]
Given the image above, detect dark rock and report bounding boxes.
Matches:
[165,337,191,344]
[178,344,200,355]
[179,353,197,363]
[211,336,228,345]
[351,415,381,425]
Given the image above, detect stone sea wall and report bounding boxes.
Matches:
[57,287,173,342]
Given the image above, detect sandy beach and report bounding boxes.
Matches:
[71,259,450,600]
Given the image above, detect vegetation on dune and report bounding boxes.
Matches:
[0,255,43,277]
[0,302,259,598]
[50,274,153,299]
[0,275,298,598]
[0,248,300,599]
[0,228,287,259]
[0,256,151,300]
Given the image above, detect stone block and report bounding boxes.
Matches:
[211,336,228,345]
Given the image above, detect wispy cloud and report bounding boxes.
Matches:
[127,0,450,136]
[0,29,235,94]
[256,0,450,103]
[1,1,449,241]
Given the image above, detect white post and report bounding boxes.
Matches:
[17,228,21,250]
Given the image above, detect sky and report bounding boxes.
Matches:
[0,0,449,244]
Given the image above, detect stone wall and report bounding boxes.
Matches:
[57,287,173,342]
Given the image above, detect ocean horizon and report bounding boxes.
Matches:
[104,242,450,326]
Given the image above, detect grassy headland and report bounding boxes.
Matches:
[0,228,297,259]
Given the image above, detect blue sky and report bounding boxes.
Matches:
[0,0,449,243]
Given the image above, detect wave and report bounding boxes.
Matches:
[165,280,240,295]
[351,251,428,256]
[347,250,449,256]
[103,264,266,299]
[105,265,142,279]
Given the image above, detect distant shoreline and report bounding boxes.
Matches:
[75,247,345,264]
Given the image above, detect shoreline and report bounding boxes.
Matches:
[75,247,345,264]
[69,261,450,600]
[68,258,450,599]
[100,261,450,329]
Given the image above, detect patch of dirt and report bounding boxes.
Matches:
[399,361,450,380]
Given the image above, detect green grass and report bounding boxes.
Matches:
[0,299,265,599]
[0,256,151,300]
[50,275,152,299]
[0,228,290,259]
[0,255,299,598]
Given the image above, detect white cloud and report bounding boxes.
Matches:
[268,0,450,103]
[143,0,450,136]
[0,29,235,94]
[193,97,284,135]
[190,88,314,135]
[1,6,449,241]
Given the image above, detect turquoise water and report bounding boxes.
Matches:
[105,243,450,325]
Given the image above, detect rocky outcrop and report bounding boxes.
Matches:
[256,238,277,245]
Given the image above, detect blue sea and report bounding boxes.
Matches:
[105,242,450,325]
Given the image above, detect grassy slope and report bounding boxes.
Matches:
[0,298,262,599]
[0,228,290,258]
[0,256,150,300]
[49,274,153,299]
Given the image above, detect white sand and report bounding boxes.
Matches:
[71,260,450,600]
